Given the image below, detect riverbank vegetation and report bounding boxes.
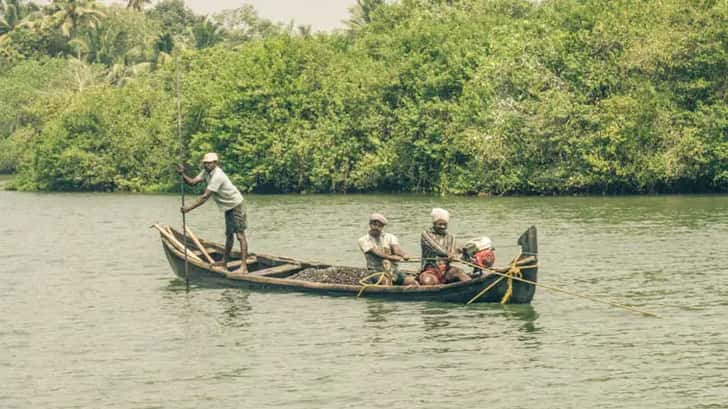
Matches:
[1,0,726,194]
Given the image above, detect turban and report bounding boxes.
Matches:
[431,208,450,223]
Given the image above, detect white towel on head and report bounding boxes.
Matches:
[431,208,450,223]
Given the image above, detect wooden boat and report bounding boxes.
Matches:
[155,224,538,304]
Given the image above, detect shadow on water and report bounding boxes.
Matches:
[422,302,539,325]
[362,300,400,346]
[501,304,540,333]
[160,279,206,326]
[164,279,253,328]
[358,298,544,350]
[217,289,252,329]
[364,300,398,324]
[418,302,542,345]
[166,276,541,338]
[165,278,199,292]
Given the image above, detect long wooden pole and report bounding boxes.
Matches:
[176,54,189,292]
[403,257,658,316]
[185,225,214,264]
[456,259,659,317]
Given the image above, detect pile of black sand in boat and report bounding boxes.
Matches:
[289,266,371,285]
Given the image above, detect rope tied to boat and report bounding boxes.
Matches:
[498,262,524,304]
[466,250,538,305]
[357,271,392,297]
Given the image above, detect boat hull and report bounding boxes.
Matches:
[159,226,538,304]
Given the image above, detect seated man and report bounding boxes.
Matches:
[419,208,472,285]
[358,213,418,286]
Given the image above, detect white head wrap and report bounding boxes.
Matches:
[431,208,450,223]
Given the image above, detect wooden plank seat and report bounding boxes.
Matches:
[192,247,219,257]
[248,263,301,277]
[224,257,259,269]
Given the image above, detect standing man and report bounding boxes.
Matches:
[177,152,248,274]
[358,213,417,286]
[419,208,471,285]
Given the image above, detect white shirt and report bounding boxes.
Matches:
[197,167,244,211]
[358,232,400,271]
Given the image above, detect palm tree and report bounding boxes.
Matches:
[105,59,150,86]
[44,0,105,38]
[126,0,151,12]
[0,0,19,35]
[191,18,225,49]
[0,0,39,36]
[151,32,173,69]
[345,0,384,31]
[297,24,311,38]
[66,57,102,91]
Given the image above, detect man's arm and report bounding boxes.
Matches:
[366,248,403,262]
[176,164,203,186]
[448,237,463,260]
[391,244,409,260]
[182,189,213,213]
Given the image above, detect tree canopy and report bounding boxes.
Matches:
[1,0,726,194]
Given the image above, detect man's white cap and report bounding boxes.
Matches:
[202,152,219,163]
[369,213,388,225]
[431,208,450,223]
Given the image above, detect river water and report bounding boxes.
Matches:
[1,191,727,409]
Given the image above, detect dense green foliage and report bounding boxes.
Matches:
[1,0,726,194]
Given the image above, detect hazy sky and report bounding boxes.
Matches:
[96,0,358,32]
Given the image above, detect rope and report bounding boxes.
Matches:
[357,271,392,297]
[457,258,659,317]
[466,251,536,305]
[499,263,528,304]
[380,252,658,317]
[465,276,506,305]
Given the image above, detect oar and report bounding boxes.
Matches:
[185,226,214,264]
[400,256,534,268]
[455,259,660,318]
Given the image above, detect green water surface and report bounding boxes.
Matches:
[1,192,726,409]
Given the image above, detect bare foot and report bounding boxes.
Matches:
[212,260,228,267]
[238,267,249,275]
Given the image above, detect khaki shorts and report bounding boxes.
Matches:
[225,203,247,235]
